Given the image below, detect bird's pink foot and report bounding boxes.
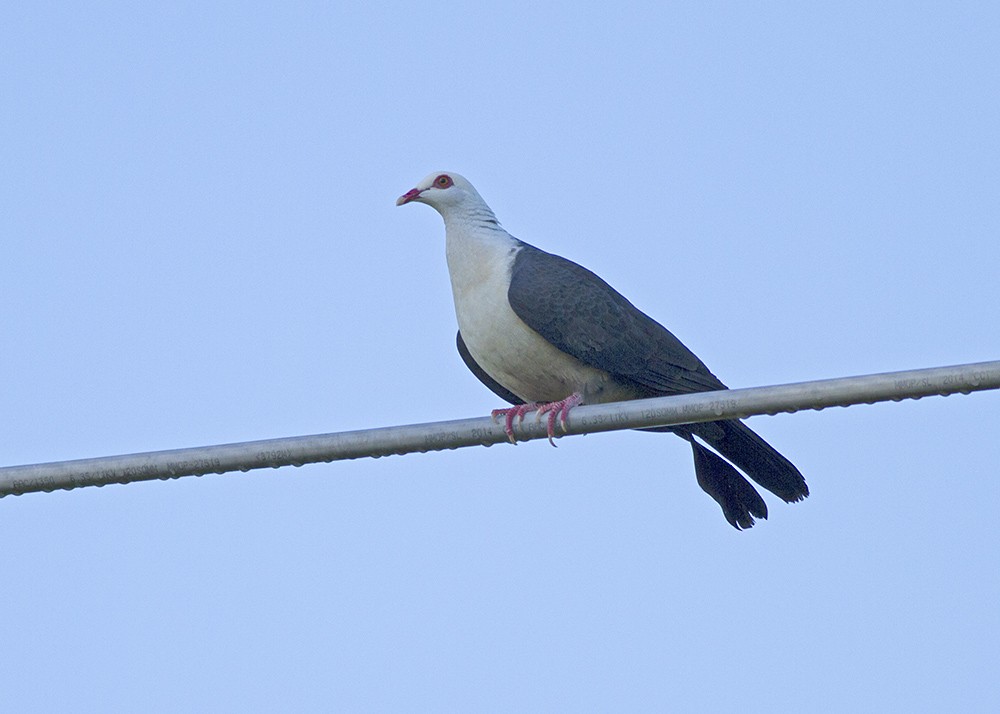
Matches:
[491,393,583,446]
[535,393,583,446]
[491,403,539,444]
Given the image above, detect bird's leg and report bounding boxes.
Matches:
[492,393,584,446]
[491,403,540,444]
[534,392,583,447]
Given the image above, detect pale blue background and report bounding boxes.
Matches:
[3,2,998,711]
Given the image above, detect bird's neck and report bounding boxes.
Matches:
[443,210,519,303]
[441,202,503,235]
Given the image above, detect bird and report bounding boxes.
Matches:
[397,171,808,529]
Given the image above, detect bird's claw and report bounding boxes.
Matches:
[492,393,583,447]
[491,403,539,444]
[534,393,583,447]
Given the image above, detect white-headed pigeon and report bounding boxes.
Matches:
[397,171,808,528]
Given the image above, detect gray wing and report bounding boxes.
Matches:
[507,243,726,396]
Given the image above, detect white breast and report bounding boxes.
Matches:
[444,222,633,404]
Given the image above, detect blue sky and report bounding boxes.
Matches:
[2,2,998,711]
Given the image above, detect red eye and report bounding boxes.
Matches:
[435,174,453,188]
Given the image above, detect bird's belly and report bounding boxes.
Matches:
[455,286,636,404]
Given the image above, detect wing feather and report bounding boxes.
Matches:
[507,243,725,396]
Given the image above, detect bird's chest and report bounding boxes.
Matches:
[446,238,615,402]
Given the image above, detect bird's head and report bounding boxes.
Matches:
[396,171,483,213]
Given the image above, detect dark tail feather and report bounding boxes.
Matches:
[690,420,809,503]
[688,437,768,529]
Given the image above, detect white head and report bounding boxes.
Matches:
[396,171,490,214]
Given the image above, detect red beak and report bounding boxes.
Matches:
[396,188,422,206]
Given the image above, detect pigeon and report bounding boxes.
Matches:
[397,171,808,528]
